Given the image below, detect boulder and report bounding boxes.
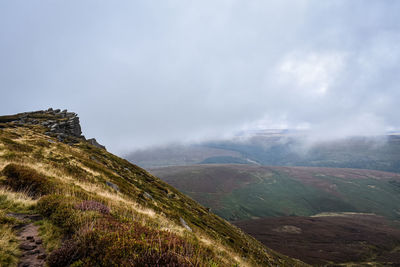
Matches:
[88,138,106,150]
[180,217,192,232]
[106,181,119,191]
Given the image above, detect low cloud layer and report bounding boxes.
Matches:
[1,1,399,154]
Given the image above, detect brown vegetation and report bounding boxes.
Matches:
[234,214,400,266]
[2,163,55,198]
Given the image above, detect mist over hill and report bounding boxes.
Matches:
[126,130,400,173]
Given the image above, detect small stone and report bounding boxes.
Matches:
[26,214,42,221]
[19,244,36,250]
[35,239,42,244]
[87,138,106,150]
[180,217,192,232]
[26,249,40,255]
[37,253,47,260]
[26,236,34,240]
[143,191,153,200]
[106,181,119,192]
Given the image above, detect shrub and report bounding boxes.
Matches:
[74,201,110,214]
[2,164,54,197]
[47,239,81,267]
[37,195,80,233]
[37,195,67,217]
[38,195,101,236]
[47,218,218,267]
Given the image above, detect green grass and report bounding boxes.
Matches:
[153,165,400,221]
[36,219,64,253]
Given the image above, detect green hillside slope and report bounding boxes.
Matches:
[151,164,400,221]
[0,110,306,267]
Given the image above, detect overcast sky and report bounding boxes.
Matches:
[1,1,399,154]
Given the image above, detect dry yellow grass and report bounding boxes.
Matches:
[0,224,19,267]
[0,187,37,205]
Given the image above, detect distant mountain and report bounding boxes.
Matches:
[127,131,400,173]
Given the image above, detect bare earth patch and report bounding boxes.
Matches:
[7,213,47,267]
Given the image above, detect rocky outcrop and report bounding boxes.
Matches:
[2,108,83,142]
[0,108,82,137]
[87,138,106,150]
[41,109,83,141]
[0,108,107,149]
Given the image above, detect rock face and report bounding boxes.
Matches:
[0,108,84,143]
[44,111,83,140]
[0,108,107,149]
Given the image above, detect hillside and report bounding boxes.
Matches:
[0,109,305,267]
[151,164,400,221]
[151,164,400,265]
[127,133,400,172]
[234,214,400,265]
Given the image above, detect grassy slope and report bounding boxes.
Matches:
[0,119,305,266]
[151,164,400,221]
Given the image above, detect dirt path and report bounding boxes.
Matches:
[7,213,47,267]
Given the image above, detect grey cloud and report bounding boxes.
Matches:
[0,1,399,154]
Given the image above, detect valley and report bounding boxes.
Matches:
[151,164,400,221]
[150,164,400,265]
[234,214,400,265]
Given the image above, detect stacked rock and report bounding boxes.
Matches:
[1,108,106,149]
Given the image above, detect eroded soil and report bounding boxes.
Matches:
[7,213,47,267]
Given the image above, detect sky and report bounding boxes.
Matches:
[1,1,400,154]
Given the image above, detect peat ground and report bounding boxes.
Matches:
[233,214,400,266]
